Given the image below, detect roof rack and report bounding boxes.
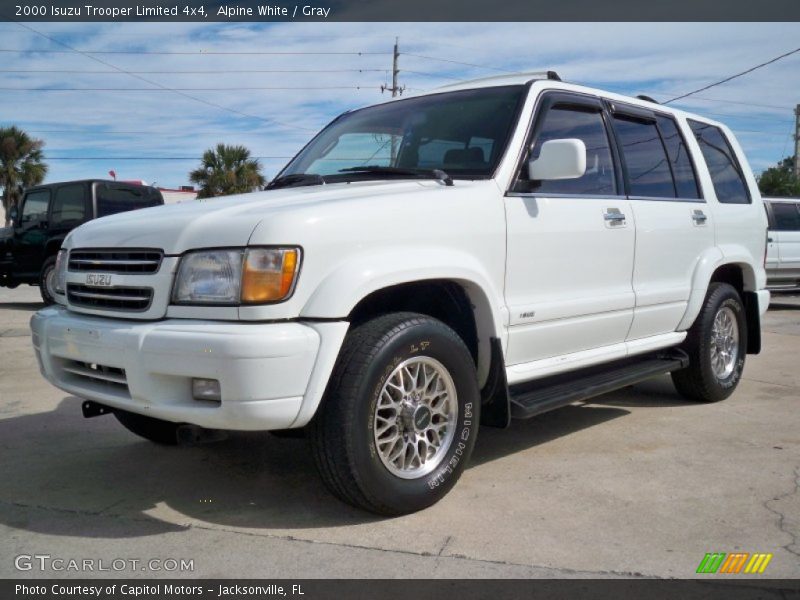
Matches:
[636,94,659,104]
[436,70,562,89]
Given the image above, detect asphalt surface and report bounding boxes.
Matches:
[0,285,798,579]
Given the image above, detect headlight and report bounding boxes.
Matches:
[172,247,300,305]
[54,249,68,296]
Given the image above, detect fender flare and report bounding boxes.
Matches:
[677,245,759,331]
[300,248,507,385]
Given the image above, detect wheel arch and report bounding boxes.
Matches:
[678,252,761,354]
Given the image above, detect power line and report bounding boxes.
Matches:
[664,46,800,103]
[0,86,373,91]
[0,48,390,55]
[10,21,314,131]
[402,53,515,73]
[0,68,388,74]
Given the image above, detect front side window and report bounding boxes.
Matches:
[278,85,525,181]
[612,116,675,198]
[20,190,49,224]
[689,120,750,204]
[516,105,617,195]
[51,183,86,226]
[771,202,800,231]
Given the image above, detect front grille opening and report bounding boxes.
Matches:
[61,360,128,390]
[69,249,163,274]
[67,284,153,312]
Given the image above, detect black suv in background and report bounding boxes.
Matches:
[1,179,164,303]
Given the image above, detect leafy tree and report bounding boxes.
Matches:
[758,156,800,197]
[189,144,265,199]
[0,126,48,225]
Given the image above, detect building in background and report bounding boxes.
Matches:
[158,185,198,204]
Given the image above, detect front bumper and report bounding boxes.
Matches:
[30,306,348,431]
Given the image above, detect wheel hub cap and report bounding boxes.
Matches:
[710,306,739,380]
[373,356,458,479]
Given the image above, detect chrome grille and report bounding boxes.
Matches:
[68,249,163,274]
[67,283,153,312]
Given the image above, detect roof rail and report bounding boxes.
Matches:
[435,70,562,89]
[636,94,659,104]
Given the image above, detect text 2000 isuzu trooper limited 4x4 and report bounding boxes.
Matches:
[32,72,770,515]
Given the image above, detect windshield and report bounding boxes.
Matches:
[277,85,525,183]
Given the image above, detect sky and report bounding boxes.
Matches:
[0,21,798,189]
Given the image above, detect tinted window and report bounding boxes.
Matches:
[96,184,163,218]
[656,116,701,199]
[521,106,617,195]
[689,121,750,204]
[613,116,675,198]
[771,202,800,231]
[20,190,49,224]
[51,183,86,226]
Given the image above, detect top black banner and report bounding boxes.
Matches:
[1,0,799,22]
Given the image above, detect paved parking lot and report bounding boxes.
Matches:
[0,285,798,579]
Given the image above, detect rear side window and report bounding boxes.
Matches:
[96,184,163,218]
[51,183,86,226]
[521,105,617,195]
[612,116,675,198]
[689,121,750,204]
[770,202,800,231]
[656,116,701,199]
[20,190,50,223]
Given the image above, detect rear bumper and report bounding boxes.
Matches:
[31,306,348,431]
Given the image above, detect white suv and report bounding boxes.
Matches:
[31,72,770,515]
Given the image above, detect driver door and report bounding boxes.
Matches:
[13,189,51,277]
[504,92,636,372]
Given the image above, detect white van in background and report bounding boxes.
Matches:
[764,197,800,290]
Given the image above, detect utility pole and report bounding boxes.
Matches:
[794,104,800,178]
[381,37,404,98]
[380,37,404,165]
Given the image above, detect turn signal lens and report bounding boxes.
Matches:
[241,248,300,303]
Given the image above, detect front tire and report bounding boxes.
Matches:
[672,283,747,402]
[308,312,480,516]
[114,409,180,445]
[39,256,57,305]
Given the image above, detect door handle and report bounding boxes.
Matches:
[767,237,774,243]
[603,208,626,222]
[692,209,708,224]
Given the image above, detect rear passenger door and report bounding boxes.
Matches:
[504,92,636,368]
[48,182,89,244]
[607,103,713,340]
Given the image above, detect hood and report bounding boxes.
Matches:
[65,179,471,254]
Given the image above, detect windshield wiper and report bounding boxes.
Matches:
[338,166,453,187]
[267,173,326,190]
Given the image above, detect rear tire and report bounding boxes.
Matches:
[114,409,180,445]
[39,256,57,305]
[308,312,480,516]
[671,283,747,402]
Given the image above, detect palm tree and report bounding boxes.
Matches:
[189,144,265,199]
[0,126,48,225]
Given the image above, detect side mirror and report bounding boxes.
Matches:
[8,206,18,223]
[528,138,587,181]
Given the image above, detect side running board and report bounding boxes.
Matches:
[509,351,689,420]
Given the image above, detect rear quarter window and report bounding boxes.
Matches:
[688,120,751,204]
[95,184,164,218]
